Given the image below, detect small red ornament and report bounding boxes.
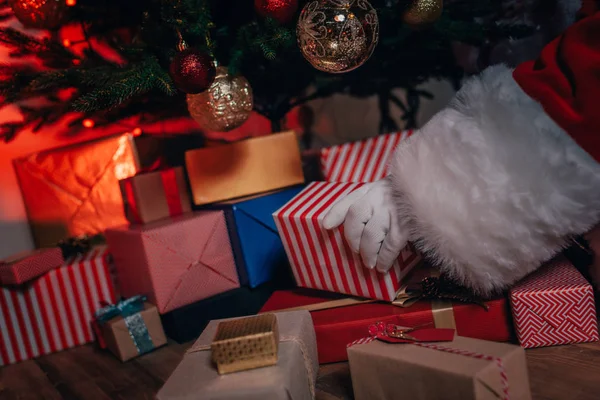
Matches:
[169,45,216,94]
[254,0,298,24]
[9,0,69,29]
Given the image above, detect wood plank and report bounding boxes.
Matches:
[132,340,190,383]
[0,359,62,400]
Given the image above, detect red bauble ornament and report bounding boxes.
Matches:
[254,0,298,24]
[9,0,69,29]
[169,47,216,94]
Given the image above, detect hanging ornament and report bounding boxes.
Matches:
[9,0,69,29]
[169,39,216,94]
[402,0,443,27]
[187,66,253,132]
[254,0,298,24]
[297,0,379,74]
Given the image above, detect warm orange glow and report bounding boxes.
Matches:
[132,127,142,136]
[82,119,95,128]
[66,0,76,6]
[63,39,71,47]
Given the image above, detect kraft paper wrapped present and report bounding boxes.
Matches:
[319,130,413,183]
[0,247,64,285]
[120,167,191,224]
[185,131,304,205]
[105,212,240,314]
[208,187,304,288]
[261,288,515,364]
[0,246,116,366]
[273,182,422,301]
[157,310,318,400]
[94,297,167,362]
[13,134,141,248]
[348,334,532,400]
[510,256,599,348]
[161,279,286,344]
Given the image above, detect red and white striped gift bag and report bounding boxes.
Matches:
[273,182,421,302]
[510,257,599,348]
[0,246,116,366]
[319,131,413,183]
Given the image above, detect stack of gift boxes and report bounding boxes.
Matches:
[3,128,600,399]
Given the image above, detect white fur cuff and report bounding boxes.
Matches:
[389,65,600,295]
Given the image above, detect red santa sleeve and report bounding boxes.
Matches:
[387,15,600,294]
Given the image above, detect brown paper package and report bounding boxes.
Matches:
[119,167,191,224]
[157,310,318,400]
[185,131,304,205]
[98,303,167,362]
[348,336,532,400]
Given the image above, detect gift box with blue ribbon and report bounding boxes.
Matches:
[206,186,304,288]
[94,296,167,362]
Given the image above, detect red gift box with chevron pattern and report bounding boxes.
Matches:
[0,246,116,366]
[319,131,413,183]
[273,182,422,302]
[510,257,599,348]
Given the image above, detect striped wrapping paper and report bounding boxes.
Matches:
[320,130,413,183]
[0,246,116,366]
[273,182,421,302]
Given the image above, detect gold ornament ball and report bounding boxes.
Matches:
[402,0,443,27]
[187,67,253,132]
[297,0,379,74]
[9,0,69,29]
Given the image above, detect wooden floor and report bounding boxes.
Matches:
[2,340,600,400]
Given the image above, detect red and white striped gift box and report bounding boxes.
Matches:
[273,182,421,302]
[319,131,413,183]
[510,257,599,349]
[0,246,116,366]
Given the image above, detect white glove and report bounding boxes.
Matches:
[322,177,408,273]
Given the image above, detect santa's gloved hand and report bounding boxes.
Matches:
[322,177,408,273]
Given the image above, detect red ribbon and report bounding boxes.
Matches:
[160,168,184,217]
[123,178,143,224]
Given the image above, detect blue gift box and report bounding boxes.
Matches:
[211,187,304,288]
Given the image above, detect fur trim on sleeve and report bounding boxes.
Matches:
[389,64,600,295]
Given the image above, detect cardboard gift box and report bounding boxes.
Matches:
[209,187,304,288]
[161,280,285,344]
[261,288,515,364]
[0,247,64,285]
[120,167,191,224]
[185,131,304,205]
[105,212,240,314]
[319,130,412,183]
[0,246,116,366]
[14,133,141,248]
[510,256,599,348]
[348,335,532,400]
[273,182,422,301]
[94,298,167,362]
[157,310,318,400]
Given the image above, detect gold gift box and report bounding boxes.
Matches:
[185,131,304,205]
[211,313,279,374]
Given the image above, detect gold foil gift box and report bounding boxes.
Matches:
[211,313,279,374]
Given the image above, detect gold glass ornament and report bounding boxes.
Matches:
[402,0,443,27]
[297,0,379,73]
[9,0,69,29]
[187,66,253,132]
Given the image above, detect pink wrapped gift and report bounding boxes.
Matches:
[105,212,240,314]
[273,182,421,301]
[0,247,64,285]
[0,247,116,366]
[319,131,412,183]
[510,256,599,348]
